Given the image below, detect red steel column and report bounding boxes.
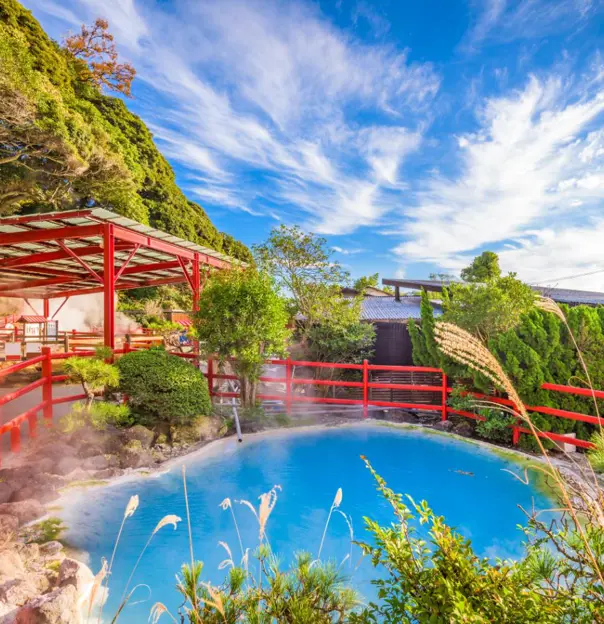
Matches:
[363,359,369,418]
[192,253,201,312]
[285,358,292,414]
[207,357,214,397]
[41,346,52,424]
[43,299,50,319]
[441,372,448,422]
[103,224,115,349]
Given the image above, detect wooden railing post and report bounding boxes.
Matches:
[441,372,448,422]
[10,426,20,454]
[285,358,292,414]
[512,417,520,445]
[41,346,52,424]
[208,357,214,397]
[363,359,369,418]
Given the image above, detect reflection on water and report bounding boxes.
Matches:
[60,425,555,621]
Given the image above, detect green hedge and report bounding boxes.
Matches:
[117,348,211,427]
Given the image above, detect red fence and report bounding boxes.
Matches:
[0,351,601,466]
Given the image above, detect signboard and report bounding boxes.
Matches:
[47,320,58,338]
[24,323,40,337]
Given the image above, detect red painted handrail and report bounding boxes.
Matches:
[2,346,603,465]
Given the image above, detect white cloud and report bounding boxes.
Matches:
[24,0,436,233]
[395,72,604,270]
[462,0,599,51]
[332,246,365,255]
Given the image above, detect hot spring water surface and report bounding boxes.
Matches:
[59,424,554,621]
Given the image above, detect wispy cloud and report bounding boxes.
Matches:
[394,66,604,282]
[461,0,599,52]
[27,0,438,232]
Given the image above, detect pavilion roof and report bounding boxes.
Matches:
[0,208,245,300]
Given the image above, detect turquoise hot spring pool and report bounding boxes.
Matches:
[59,424,555,621]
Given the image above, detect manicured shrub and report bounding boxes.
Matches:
[117,348,211,428]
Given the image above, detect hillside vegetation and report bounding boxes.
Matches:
[0,0,251,262]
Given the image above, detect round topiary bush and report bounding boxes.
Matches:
[116,348,211,430]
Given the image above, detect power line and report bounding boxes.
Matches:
[530,267,604,287]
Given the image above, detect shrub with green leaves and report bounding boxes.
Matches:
[116,348,211,430]
[60,400,133,433]
[588,430,604,473]
[64,356,119,409]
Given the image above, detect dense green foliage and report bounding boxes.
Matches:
[179,554,358,623]
[460,250,501,282]
[445,274,536,342]
[307,322,376,364]
[117,348,211,428]
[349,459,603,623]
[61,400,134,433]
[0,0,250,262]
[410,288,604,446]
[193,269,290,407]
[64,355,119,408]
[588,431,604,473]
[254,225,356,328]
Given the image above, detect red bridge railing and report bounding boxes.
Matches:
[0,350,601,465]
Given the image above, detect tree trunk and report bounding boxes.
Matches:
[83,383,95,410]
[239,376,258,408]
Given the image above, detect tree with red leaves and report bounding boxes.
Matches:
[64,18,136,97]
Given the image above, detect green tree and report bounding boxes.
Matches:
[350,458,600,624]
[0,0,251,262]
[64,352,119,409]
[178,554,358,624]
[254,225,353,329]
[460,250,501,282]
[193,269,290,407]
[444,273,535,342]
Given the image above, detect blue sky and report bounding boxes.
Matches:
[22,0,604,288]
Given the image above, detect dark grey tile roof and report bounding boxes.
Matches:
[360,296,442,321]
[383,279,604,306]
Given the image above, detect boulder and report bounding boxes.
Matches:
[452,420,474,437]
[39,442,77,462]
[0,501,44,526]
[63,468,94,483]
[81,456,108,471]
[0,516,19,537]
[0,580,38,608]
[13,585,78,624]
[9,486,59,505]
[0,485,14,507]
[38,542,63,559]
[118,446,153,469]
[91,468,122,480]
[52,457,80,477]
[58,559,93,594]
[172,417,221,445]
[0,550,24,580]
[120,425,154,449]
[31,458,55,475]
[434,420,454,432]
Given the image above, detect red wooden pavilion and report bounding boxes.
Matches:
[0,209,243,348]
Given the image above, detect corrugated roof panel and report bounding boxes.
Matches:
[360,296,443,321]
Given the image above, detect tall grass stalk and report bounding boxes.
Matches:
[118,515,181,608]
[96,495,139,624]
[434,321,604,589]
[318,488,343,560]
[182,465,198,615]
[219,497,244,561]
[535,296,601,426]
